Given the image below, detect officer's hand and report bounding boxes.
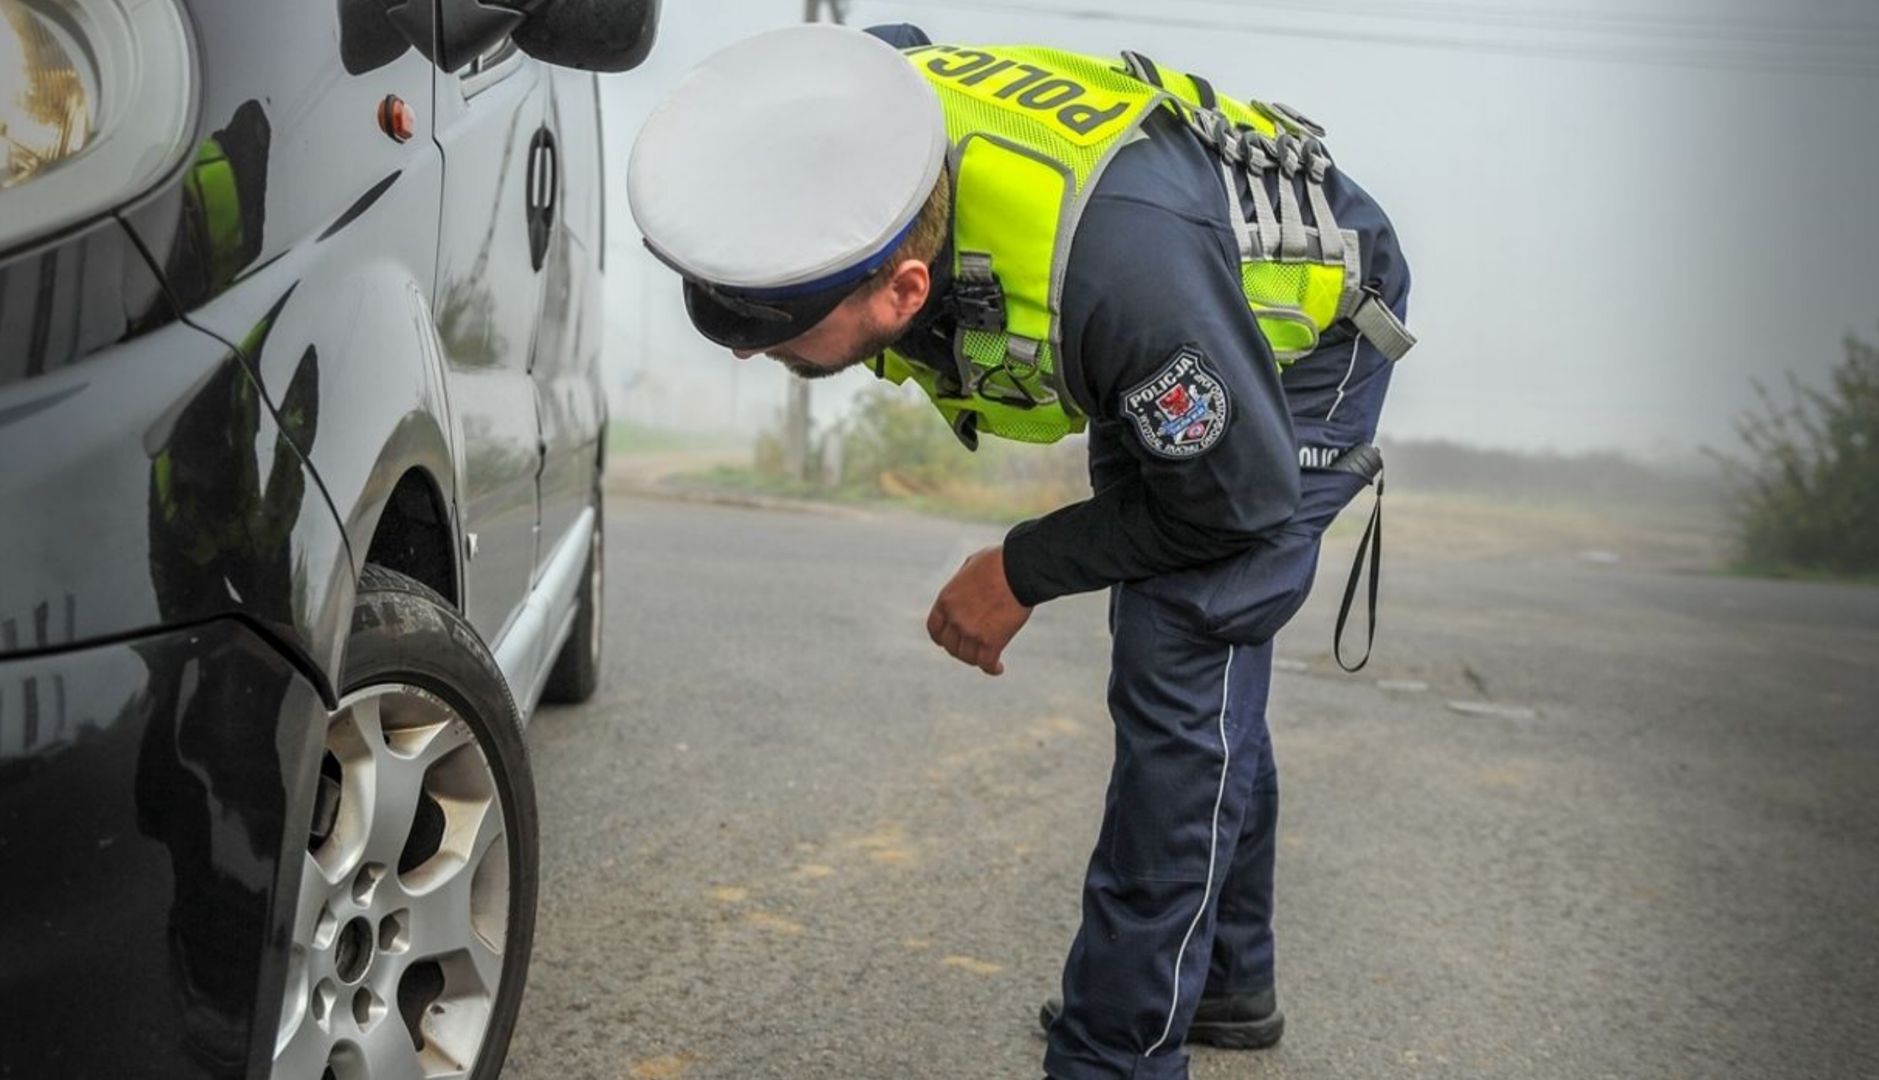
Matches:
[927,545,1032,676]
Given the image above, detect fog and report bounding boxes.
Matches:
[596,0,1879,462]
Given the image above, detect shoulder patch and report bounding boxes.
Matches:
[1120,345,1231,460]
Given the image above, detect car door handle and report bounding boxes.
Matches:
[526,127,556,271]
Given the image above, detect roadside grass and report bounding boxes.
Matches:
[678,464,835,503]
[676,462,1729,569]
[1720,562,1879,587]
[678,462,1077,524]
[607,419,739,456]
[654,387,1733,571]
[1353,489,1726,567]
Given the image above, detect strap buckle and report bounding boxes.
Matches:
[1268,101,1328,138]
[951,252,1006,332]
[1349,289,1417,362]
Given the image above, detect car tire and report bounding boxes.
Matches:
[541,488,603,705]
[272,564,539,1080]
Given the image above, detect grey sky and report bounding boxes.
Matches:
[597,0,1879,458]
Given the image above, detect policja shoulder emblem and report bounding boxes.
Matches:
[1120,345,1231,460]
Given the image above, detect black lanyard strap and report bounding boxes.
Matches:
[1333,471,1384,673]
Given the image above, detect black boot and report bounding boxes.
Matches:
[1038,987,1285,1050]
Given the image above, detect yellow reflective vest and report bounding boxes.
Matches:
[870,44,1415,447]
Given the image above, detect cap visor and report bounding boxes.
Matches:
[683,279,854,352]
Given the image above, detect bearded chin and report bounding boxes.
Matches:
[783,357,848,380]
[777,315,907,381]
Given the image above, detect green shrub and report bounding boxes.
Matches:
[1711,332,1879,577]
[835,385,1089,517]
[835,384,982,495]
[743,383,1089,520]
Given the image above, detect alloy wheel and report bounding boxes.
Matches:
[274,685,512,1080]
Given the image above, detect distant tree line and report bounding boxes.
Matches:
[1378,439,1715,510]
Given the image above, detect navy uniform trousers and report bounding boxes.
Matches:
[1044,279,1408,1080]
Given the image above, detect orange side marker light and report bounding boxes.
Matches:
[378,95,416,143]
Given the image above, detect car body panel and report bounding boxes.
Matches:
[0,619,328,1078]
[433,53,551,645]
[124,2,442,326]
[110,4,607,693]
[148,210,466,626]
[113,3,458,647]
[533,68,609,564]
[0,312,355,691]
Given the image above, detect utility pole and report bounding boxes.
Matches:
[783,0,848,484]
[802,0,850,25]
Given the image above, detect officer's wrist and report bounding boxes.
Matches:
[1001,523,1049,608]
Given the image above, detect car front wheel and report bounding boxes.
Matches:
[273,565,538,1080]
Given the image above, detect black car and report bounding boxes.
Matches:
[0,2,657,1076]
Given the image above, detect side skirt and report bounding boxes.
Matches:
[491,505,593,723]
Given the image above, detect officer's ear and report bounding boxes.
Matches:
[875,258,932,323]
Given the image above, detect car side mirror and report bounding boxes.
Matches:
[381,0,516,73]
[513,0,661,73]
[379,0,660,75]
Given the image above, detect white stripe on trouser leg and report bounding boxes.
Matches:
[1144,644,1236,1057]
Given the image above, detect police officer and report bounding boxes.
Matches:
[628,22,1413,1080]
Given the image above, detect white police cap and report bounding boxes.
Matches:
[627,24,948,349]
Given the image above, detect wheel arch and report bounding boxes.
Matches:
[362,466,458,608]
[318,407,460,694]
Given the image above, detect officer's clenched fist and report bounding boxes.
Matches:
[927,545,1033,676]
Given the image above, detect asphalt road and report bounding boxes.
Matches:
[504,494,1879,1080]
